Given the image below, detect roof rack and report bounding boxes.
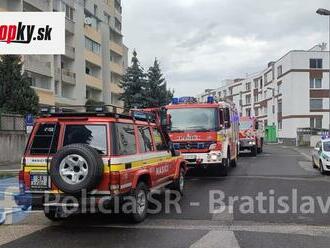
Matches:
[38,105,156,123]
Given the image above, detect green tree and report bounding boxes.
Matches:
[146,58,173,107]
[0,55,39,115]
[120,50,147,111]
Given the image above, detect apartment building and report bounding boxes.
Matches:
[0,0,127,109]
[197,44,330,144]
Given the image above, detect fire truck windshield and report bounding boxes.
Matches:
[240,120,253,130]
[168,108,218,132]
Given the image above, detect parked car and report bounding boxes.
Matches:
[312,138,330,175]
[15,107,186,222]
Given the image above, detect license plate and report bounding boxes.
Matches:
[30,173,49,189]
[184,154,197,160]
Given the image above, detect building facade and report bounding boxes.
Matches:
[197,44,330,144]
[0,0,127,109]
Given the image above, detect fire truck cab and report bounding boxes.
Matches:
[166,96,240,176]
[239,116,263,156]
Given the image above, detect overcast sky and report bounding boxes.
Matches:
[122,0,329,96]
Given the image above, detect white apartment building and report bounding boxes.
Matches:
[0,0,128,109]
[197,44,330,144]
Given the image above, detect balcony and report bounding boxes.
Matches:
[65,18,75,34]
[64,45,75,60]
[110,82,123,94]
[86,74,102,90]
[62,69,76,85]
[24,57,52,77]
[31,87,55,105]
[55,96,77,106]
[110,62,123,75]
[85,50,102,66]
[84,26,101,43]
[110,42,124,55]
[24,0,50,11]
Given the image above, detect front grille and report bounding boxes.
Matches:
[174,141,214,150]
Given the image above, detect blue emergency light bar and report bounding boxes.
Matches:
[171,97,197,104]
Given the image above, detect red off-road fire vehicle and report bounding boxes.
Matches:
[165,96,240,176]
[239,116,263,156]
[15,106,186,223]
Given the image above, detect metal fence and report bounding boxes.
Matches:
[297,127,328,146]
[0,113,25,132]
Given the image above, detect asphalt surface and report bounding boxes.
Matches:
[1,144,330,248]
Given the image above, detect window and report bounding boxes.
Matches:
[310,117,322,129]
[104,12,111,25]
[278,120,282,130]
[94,4,98,16]
[278,100,282,113]
[153,128,167,151]
[254,108,259,116]
[223,90,227,97]
[65,4,74,21]
[137,126,153,152]
[277,65,282,78]
[310,99,323,110]
[245,94,251,104]
[85,37,101,54]
[111,123,136,155]
[272,105,275,114]
[30,124,60,155]
[260,78,263,88]
[246,108,251,117]
[254,94,258,102]
[310,78,322,88]
[229,88,233,95]
[64,125,107,154]
[246,82,251,91]
[310,59,323,69]
[254,79,258,88]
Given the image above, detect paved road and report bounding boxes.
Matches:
[1,145,330,248]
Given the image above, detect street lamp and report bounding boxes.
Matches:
[316,8,330,133]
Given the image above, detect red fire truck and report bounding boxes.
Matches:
[165,96,240,176]
[239,116,263,156]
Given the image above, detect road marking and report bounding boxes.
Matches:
[212,205,233,222]
[190,202,200,207]
[190,231,240,248]
[91,218,330,237]
[291,148,312,161]
[189,175,330,183]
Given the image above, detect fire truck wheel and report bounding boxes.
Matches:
[130,182,149,223]
[169,167,185,195]
[219,158,229,176]
[50,144,104,195]
[230,155,238,167]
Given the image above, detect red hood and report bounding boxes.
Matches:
[169,131,217,142]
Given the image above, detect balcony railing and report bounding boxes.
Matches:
[24,56,52,77]
[24,0,51,11]
[65,18,75,34]
[64,45,75,60]
[62,69,76,85]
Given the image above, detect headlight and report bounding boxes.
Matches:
[249,141,256,145]
[323,154,330,161]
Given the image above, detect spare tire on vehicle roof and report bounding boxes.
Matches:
[50,144,104,195]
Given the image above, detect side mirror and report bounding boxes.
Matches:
[315,147,320,152]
